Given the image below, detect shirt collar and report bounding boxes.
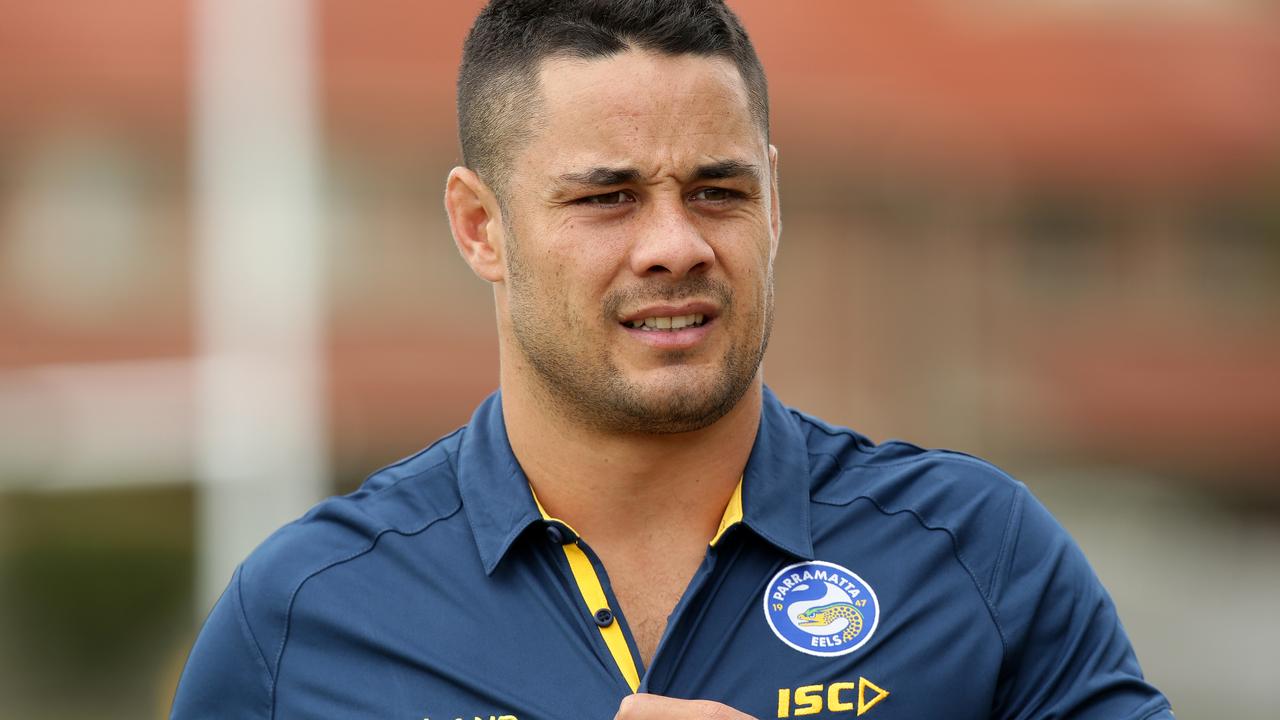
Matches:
[456,392,544,576]
[457,387,814,575]
[730,386,815,560]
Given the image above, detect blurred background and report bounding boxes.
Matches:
[0,0,1277,717]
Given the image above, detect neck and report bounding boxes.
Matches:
[502,373,761,551]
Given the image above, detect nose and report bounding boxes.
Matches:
[628,198,715,278]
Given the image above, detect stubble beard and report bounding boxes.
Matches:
[505,229,774,435]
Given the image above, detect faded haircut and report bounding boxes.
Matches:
[457,0,769,195]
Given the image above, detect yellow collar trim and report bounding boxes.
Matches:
[710,477,744,547]
[529,486,581,536]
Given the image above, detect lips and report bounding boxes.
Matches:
[618,301,719,331]
[624,313,706,331]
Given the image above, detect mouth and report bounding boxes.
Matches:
[618,301,719,332]
[621,313,708,332]
[616,301,719,350]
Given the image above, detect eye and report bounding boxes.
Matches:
[690,187,741,203]
[576,190,633,206]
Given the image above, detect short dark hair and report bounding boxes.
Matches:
[457,0,769,192]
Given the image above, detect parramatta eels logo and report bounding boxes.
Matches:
[763,560,880,657]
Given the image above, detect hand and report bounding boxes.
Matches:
[614,693,757,720]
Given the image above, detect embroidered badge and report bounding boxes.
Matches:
[763,560,880,657]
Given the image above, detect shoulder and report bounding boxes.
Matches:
[792,407,1025,518]
[788,406,1031,594]
[233,428,468,670]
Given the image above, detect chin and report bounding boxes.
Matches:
[518,326,765,435]
[605,369,756,435]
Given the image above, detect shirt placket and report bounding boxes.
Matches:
[535,502,645,695]
[545,520,728,697]
[531,479,746,698]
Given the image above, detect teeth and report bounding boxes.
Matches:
[626,313,706,331]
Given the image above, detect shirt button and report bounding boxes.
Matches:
[593,608,614,627]
[545,524,566,545]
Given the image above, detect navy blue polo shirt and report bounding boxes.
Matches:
[172,388,1173,720]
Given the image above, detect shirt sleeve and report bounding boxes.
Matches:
[992,486,1174,720]
[170,565,274,719]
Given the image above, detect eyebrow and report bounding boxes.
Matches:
[692,159,759,181]
[555,160,761,188]
[557,167,642,187]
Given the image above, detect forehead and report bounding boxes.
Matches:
[519,50,763,180]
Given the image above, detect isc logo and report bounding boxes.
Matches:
[776,677,889,717]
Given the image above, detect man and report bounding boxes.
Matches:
[172,2,1173,718]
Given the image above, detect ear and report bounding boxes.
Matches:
[768,144,782,254]
[445,166,507,283]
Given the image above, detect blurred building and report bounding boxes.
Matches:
[0,1,1277,718]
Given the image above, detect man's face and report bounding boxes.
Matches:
[496,50,780,434]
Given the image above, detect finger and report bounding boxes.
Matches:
[614,693,756,720]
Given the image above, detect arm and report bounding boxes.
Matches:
[993,487,1173,720]
[170,566,274,719]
